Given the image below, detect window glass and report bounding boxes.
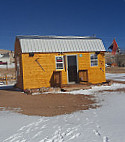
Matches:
[56,56,63,62]
[56,56,64,69]
[90,54,98,66]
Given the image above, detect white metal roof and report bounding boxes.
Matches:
[17,36,106,53]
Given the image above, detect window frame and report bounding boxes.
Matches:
[90,53,98,67]
[55,56,64,70]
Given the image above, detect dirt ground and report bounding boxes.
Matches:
[0,88,97,117]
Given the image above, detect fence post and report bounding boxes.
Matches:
[5,75,8,85]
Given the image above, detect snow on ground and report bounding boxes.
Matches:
[0,111,39,141]
[106,73,125,81]
[0,73,125,142]
[63,83,125,95]
[1,91,125,142]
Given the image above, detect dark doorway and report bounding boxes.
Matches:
[67,55,77,83]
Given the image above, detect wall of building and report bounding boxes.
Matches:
[20,52,105,90]
[0,50,14,65]
[14,39,23,89]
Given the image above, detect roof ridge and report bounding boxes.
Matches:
[16,35,99,40]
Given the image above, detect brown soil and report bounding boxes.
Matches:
[0,89,97,117]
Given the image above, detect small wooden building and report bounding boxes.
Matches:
[15,36,106,90]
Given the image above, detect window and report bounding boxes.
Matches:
[56,56,64,69]
[90,54,98,66]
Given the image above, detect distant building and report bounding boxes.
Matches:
[0,50,14,65]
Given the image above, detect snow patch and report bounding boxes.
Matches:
[65,83,125,95]
[106,73,125,81]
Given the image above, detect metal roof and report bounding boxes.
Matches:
[17,36,106,53]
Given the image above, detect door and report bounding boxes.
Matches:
[53,71,62,87]
[79,70,88,82]
[67,55,78,83]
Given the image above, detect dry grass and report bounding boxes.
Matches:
[0,68,15,76]
[106,67,125,73]
[98,88,125,93]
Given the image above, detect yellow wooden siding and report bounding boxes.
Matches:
[88,53,106,83]
[21,52,106,90]
[22,53,67,89]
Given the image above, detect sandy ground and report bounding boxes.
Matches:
[0,88,97,117]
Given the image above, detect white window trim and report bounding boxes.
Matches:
[90,53,98,67]
[55,56,64,70]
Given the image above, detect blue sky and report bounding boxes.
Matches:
[0,0,125,51]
